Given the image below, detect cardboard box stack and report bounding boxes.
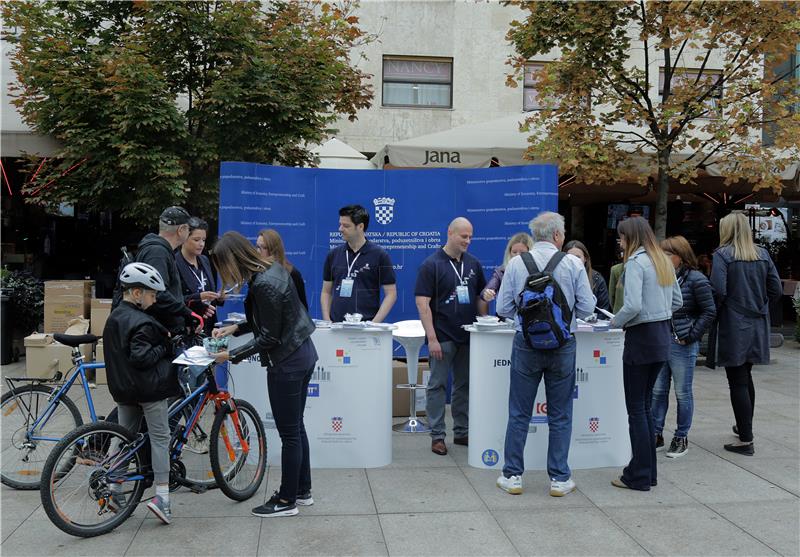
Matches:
[90,298,113,335]
[23,334,69,379]
[94,341,107,384]
[24,317,94,379]
[391,359,431,417]
[88,298,113,383]
[44,280,94,334]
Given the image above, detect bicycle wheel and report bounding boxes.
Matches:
[40,421,147,538]
[171,399,216,489]
[1,385,83,490]
[209,399,266,501]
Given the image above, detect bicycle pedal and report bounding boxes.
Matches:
[189,484,208,494]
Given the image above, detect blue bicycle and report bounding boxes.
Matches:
[1,333,106,489]
[1,333,217,491]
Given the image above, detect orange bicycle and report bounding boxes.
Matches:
[39,361,266,537]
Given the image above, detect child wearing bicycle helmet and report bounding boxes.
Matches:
[103,262,179,524]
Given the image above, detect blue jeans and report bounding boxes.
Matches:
[621,361,663,490]
[503,332,576,481]
[651,339,698,438]
[426,341,469,440]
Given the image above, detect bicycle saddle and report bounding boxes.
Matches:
[53,333,100,347]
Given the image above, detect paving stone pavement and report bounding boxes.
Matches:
[2,342,798,556]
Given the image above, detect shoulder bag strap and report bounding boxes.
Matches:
[520,251,540,275]
[543,251,567,274]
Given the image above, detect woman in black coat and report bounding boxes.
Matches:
[708,213,782,456]
[651,236,715,458]
[175,217,222,337]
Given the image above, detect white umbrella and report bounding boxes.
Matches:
[311,138,377,170]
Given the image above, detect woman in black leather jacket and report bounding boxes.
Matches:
[651,236,715,458]
[211,231,317,518]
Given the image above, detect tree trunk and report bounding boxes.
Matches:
[654,151,671,241]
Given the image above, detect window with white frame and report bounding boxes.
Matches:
[382,56,453,108]
[658,68,723,115]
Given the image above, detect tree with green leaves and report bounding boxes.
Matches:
[3,1,373,224]
[506,0,799,239]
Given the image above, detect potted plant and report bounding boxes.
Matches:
[0,268,44,362]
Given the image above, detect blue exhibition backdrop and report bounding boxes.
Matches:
[217,162,557,324]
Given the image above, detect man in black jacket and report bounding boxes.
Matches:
[135,206,197,334]
[104,262,179,524]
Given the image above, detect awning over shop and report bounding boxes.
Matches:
[370,115,800,188]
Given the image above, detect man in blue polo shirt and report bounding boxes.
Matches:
[415,217,488,456]
[321,204,397,323]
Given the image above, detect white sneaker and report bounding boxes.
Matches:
[496,474,523,495]
[549,477,576,497]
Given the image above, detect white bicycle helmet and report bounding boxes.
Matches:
[120,262,166,292]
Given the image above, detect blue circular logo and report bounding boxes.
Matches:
[482,449,499,467]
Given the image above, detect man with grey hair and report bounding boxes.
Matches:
[496,211,596,496]
[132,206,197,334]
[415,217,488,456]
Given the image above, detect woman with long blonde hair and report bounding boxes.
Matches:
[210,231,318,517]
[708,212,781,456]
[610,217,682,491]
[481,232,533,302]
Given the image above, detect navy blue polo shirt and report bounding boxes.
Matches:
[323,240,396,322]
[414,249,487,345]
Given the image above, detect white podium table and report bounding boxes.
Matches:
[467,328,631,470]
[228,326,394,468]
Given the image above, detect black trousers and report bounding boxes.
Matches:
[267,367,313,503]
[725,363,755,443]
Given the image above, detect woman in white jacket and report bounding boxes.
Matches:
[610,217,682,491]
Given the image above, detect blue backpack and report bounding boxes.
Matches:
[517,251,572,349]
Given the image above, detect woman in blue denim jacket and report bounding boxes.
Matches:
[651,236,716,458]
[610,217,682,491]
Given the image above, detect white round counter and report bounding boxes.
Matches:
[228,326,394,468]
[467,328,631,471]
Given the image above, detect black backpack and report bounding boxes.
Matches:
[111,247,134,310]
[517,251,572,349]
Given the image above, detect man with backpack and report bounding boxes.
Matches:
[496,212,596,497]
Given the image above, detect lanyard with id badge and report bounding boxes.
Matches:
[339,250,361,298]
[450,259,470,304]
[188,265,209,303]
